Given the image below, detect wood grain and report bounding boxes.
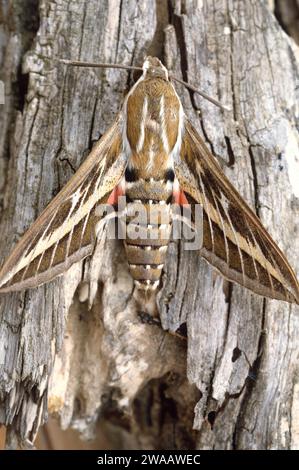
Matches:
[0,0,298,449]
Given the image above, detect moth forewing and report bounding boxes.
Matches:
[175,120,299,304]
[0,117,127,292]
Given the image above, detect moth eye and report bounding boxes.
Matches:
[164,169,175,182]
[125,167,138,182]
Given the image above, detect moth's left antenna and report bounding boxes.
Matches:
[169,76,230,112]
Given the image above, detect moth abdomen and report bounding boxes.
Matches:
[124,238,170,291]
[123,179,173,290]
[125,180,173,202]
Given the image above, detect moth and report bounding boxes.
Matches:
[0,56,298,306]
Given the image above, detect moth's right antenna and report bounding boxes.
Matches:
[58,59,143,73]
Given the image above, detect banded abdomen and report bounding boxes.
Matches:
[124,171,174,291]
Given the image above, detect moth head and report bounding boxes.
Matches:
[142,56,169,80]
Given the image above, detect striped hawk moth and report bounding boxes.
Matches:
[0,56,298,306]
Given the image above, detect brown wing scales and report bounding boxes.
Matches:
[175,120,299,304]
[0,117,126,292]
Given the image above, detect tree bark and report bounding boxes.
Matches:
[0,0,299,450]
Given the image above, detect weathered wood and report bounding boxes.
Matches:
[0,0,299,449]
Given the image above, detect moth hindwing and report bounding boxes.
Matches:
[0,56,298,305]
